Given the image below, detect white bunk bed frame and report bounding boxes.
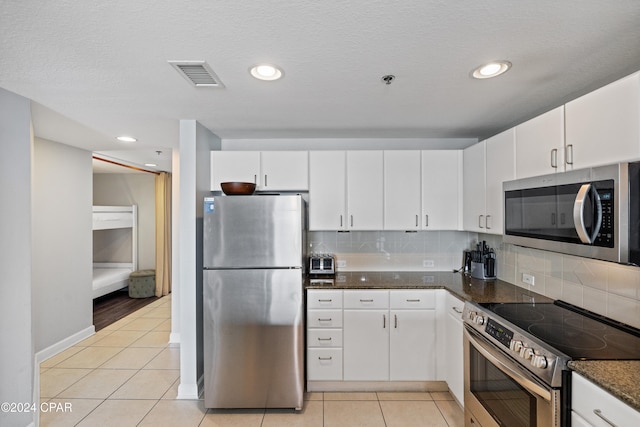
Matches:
[92,205,138,298]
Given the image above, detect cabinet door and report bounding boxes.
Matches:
[260,151,308,190]
[389,309,435,381]
[515,106,565,178]
[485,129,516,234]
[309,151,346,230]
[463,141,486,232]
[343,309,389,381]
[445,293,464,404]
[346,151,384,230]
[384,150,421,230]
[565,71,640,170]
[421,150,462,230]
[210,151,260,191]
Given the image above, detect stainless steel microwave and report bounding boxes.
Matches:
[503,162,640,265]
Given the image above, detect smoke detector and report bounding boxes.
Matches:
[168,60,225,87]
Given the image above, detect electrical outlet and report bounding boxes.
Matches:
[423,259,435,268]
[337,260,347,268]
[522,273,535,286]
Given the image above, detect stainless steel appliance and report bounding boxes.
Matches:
[309,253,335,275]
[503,161,640,264]
[203,195,306,410]
[463,300,640,427]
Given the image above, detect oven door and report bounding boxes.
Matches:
[463,326,561,427]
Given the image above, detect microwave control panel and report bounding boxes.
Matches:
[595,188,614,247]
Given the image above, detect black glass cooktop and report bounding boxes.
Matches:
[480,301,640,360]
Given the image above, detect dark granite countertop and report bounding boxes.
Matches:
[306,271,637,410]
[306,271,553,304]
[568,360,640,412]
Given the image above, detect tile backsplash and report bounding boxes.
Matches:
[308,230,640,329]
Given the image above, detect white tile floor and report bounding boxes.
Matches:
[40,295,464,426]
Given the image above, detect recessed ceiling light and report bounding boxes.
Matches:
[471,60,512,79]
[249,64,283,81]
[116,136,137,142]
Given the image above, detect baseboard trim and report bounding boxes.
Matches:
[306,380,448,393]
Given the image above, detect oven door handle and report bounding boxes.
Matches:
[464,327,553,402]
[574,183,603,244]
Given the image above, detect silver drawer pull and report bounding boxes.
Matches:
[318,356,333,361]
[317,337,332,341]
[317,318,332,322]
[593,409,617,427]
[406,299,421,302]
[360,299,374,302]
[452,307,463,314]
[318,299,332,302]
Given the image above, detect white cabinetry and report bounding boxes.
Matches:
[515,106,565,178]
[421,150,462,230]
[309,151,383,231]
[384,151,422,230]
[463,129,515,234]
[307,290,344,381]
[565,71,640,170]
[210,151,308,191]
[443,292,464,404]
[571,372,640,426]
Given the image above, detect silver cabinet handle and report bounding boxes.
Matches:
[254,174,257,184]
[486,214,491,229]
[406,299,420,302]
[394,314,398,328]
[479,215,484,228]
[452,307,463,314]
[415,215,419,227]
[318,356,333,361]
[264,174,268,187]
[317,337,332,341]
[551,148,558,168]
[340,215,343,227]
[383,314,386,328]
[318,299,332,302]
[350,215,354,227]
[317,318,332,322]
[425,214,429,227]
[593,409,617,427]
[360,299,374,303]
[566,144,574,165]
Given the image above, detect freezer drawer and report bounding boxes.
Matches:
[203,269,304,409]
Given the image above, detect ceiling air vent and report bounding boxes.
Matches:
[168,60,224,88]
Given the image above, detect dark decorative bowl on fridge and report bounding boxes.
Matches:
[220,182,256,195]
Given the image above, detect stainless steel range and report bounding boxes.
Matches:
[463,300,640,427]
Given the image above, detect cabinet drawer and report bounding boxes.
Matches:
[572,373,640,426]
[446,293,465,320]
[308,329,342,348]
[307,309,343,328]
[307,290,343,309]
[343,290,389,309]
[390,290,435,309]
[308,348,343,381]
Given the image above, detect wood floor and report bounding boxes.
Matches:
[93,289,160,331]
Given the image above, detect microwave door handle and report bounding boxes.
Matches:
[574,183,603,244]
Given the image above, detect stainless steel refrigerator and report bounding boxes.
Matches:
[203,194,306,410]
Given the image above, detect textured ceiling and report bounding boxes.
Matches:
[2,1,640,172]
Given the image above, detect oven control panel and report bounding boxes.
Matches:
[485,318,513,348]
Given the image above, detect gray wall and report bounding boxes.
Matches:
[0,88,34,427]
[93,173,156,270]
[32,137,93,351]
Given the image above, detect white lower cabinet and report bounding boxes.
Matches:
[572,372,640,426]
[343,308,390,380]
[390,309,435,380]
[443,292,464,404]
[307,290,344,381]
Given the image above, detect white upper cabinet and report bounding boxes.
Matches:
[421,150,462,230]
[210,151,261,190]
[210,151,308,191]
[463,141,486,233]
[485,129,516,234]
[565,71,640,169]
[260,151,309,190]
[384,150,421,230]
[347,151,384,230]
[515,106,565,178]
[463,129,515,234]
[309,151,347,230]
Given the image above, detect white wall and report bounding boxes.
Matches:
[93,173,156,269]
[0,88,34,427]
[32,137,93,351]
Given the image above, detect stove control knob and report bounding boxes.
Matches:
[532,354,548,369]
[509,340,523,352]
[472,315,485,325]
[468,311,477,321]
[519,346,534,360]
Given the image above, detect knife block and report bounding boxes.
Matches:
[470,259,497,280]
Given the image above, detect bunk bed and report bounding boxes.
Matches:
[92,205,138,298]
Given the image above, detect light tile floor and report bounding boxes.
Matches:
[40,295,464,426]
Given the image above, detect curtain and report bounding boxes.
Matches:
[155,172,172,296]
